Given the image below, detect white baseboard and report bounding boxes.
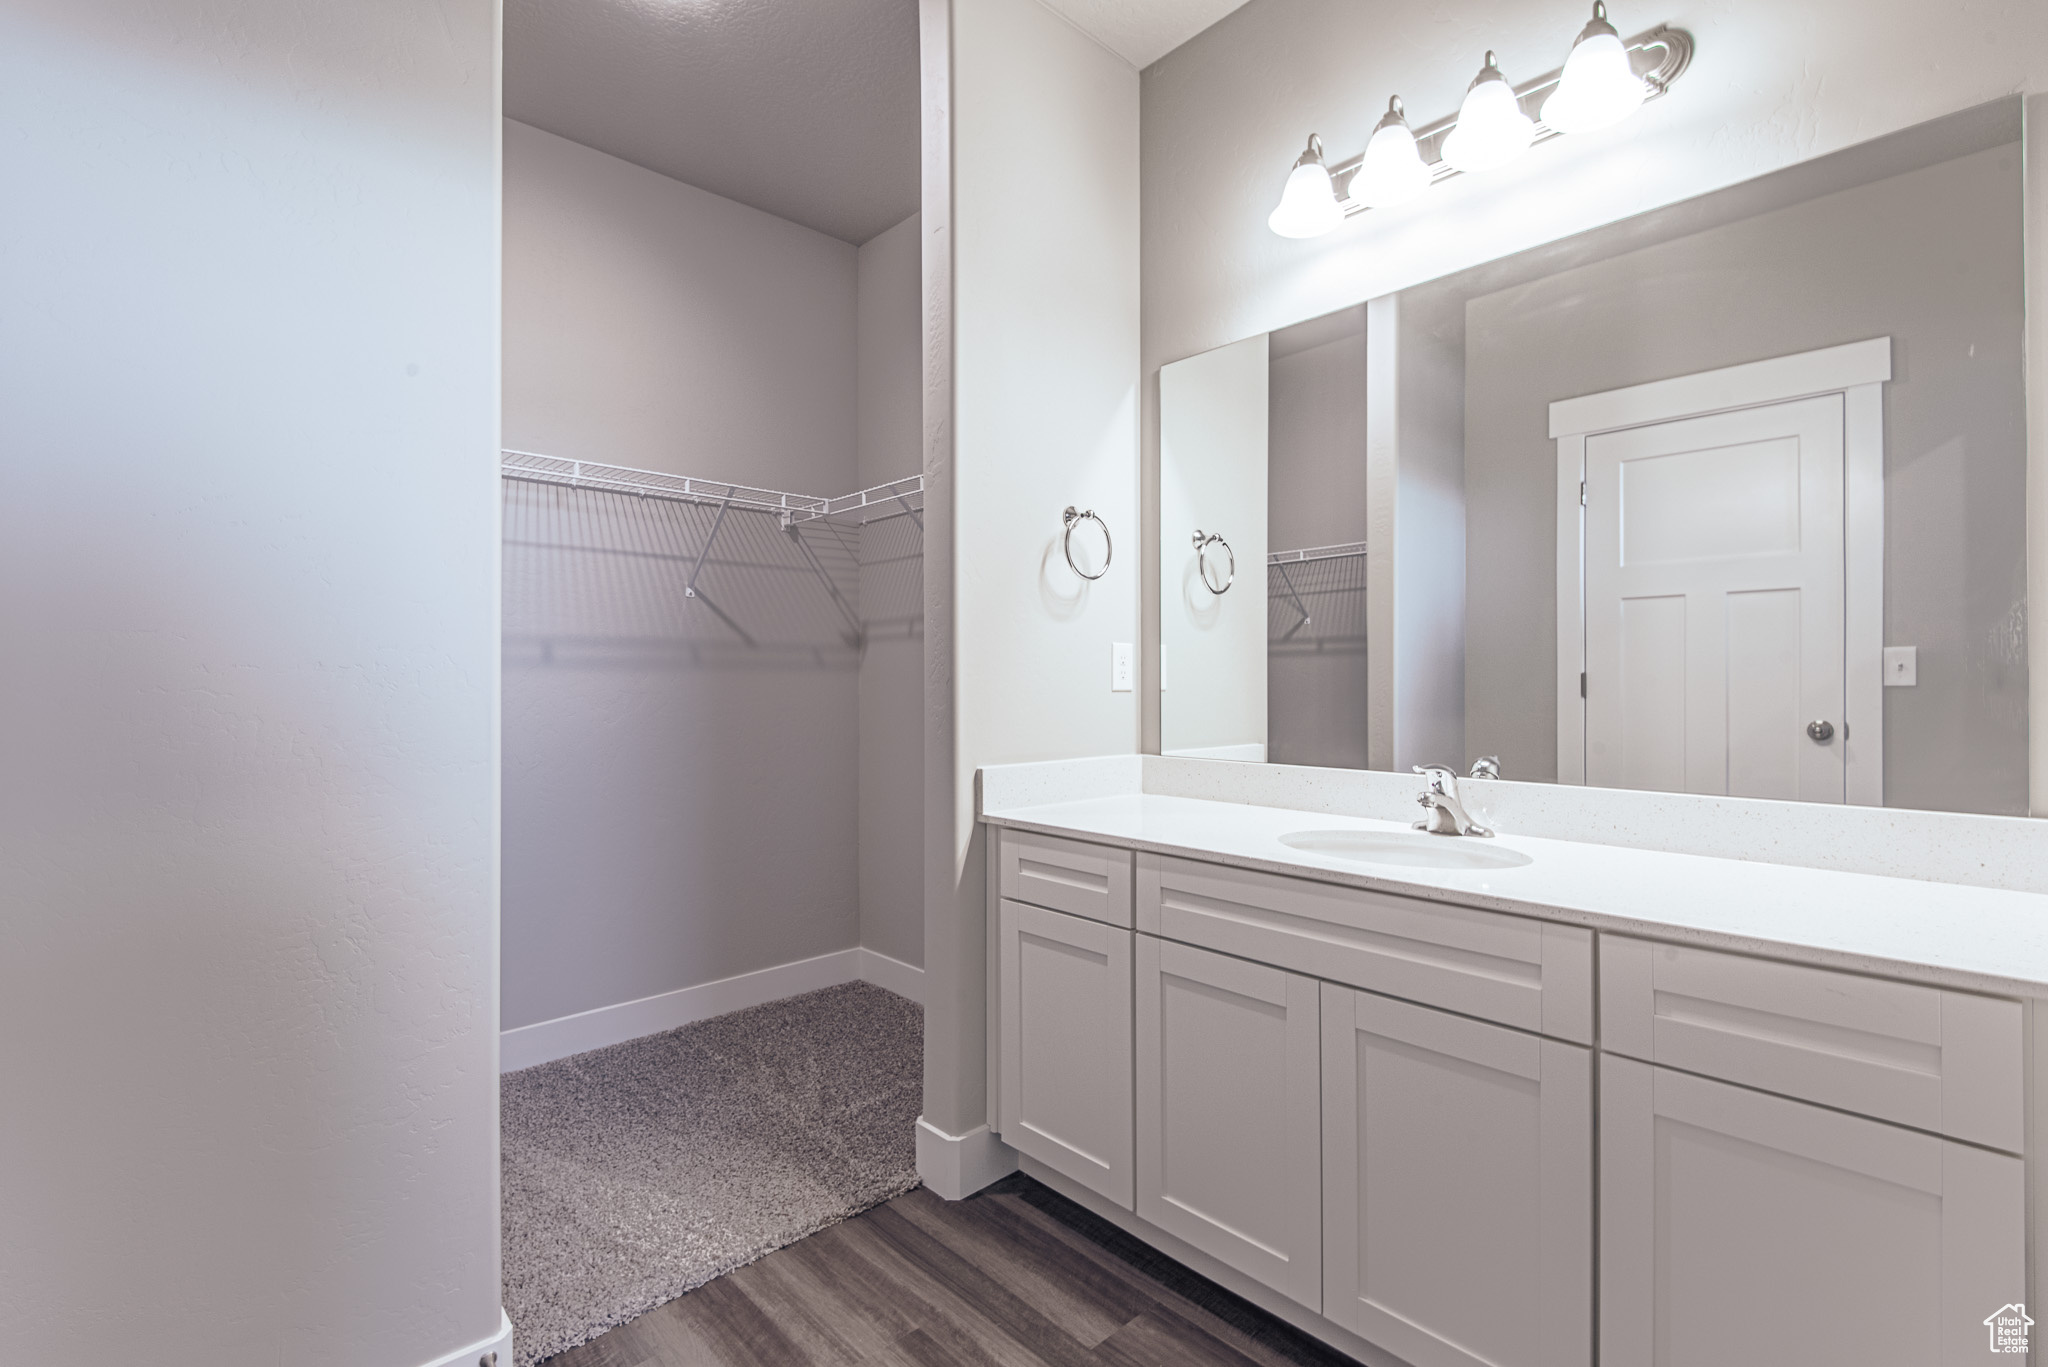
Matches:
[915,1117,1018,1200]
[502,947,926,1072]
[416,1309,513,1367]
[857,947,924,1004]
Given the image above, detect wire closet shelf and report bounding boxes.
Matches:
[1268,539,1367,646]
[500,449,923,527]
[500,450,924,665]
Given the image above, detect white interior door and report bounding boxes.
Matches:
[1584,394,1845,801]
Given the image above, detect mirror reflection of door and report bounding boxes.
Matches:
[1556,339,1889,805]
[1585,396,1846,801]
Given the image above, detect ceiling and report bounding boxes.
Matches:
[1038,0,1253,68]
[505,0,1252,245]
[504,0,922,245]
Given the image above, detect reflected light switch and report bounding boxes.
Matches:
[1883,646,1917,687]
[1112,642,1134,692]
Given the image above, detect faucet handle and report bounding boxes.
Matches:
[1412,763,1458,793]
[1469,755,1500,781]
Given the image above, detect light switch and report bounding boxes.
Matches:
[1883,646,1917,687]
[1111,642,1134,692]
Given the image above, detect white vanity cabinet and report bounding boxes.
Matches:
[1322,984,1592,1367]
[1134,934,1322,1307]
[1598,936,2026,1366]
[1602,1057,2024,1366]
[995,894,1134,1208]
[988,823,2029,1367]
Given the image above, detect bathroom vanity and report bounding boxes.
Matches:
[980,758,2043,1367]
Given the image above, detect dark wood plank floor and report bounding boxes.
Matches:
[544,1174,1361,1367]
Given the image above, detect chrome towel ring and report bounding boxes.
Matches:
[1063,506,1112,580]
[1192,529,1235,594]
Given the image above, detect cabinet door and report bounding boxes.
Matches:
[1601,1055,2025,1366]
[1322,984,1592,1367]
[998,898,1133,1208]
[1135,935,1321,1309]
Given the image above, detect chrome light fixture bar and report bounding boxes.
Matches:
[1272,10,1692,235]
[1332,22,1691,213]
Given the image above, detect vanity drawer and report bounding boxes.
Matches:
[1137,853,1592,1043]
[998,828,1134,927]
[1599,936,2023,1153]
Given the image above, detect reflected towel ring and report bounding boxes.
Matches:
[1062,506,1112,580]
[1192,529,1235,594]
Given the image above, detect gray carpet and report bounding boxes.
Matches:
[500,981,923,1365]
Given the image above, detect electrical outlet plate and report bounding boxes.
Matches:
[1882,645,1917,687]
[1111,642,1134,692]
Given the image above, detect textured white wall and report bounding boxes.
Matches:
[924,0,1142,1141]
[0,4,503,1365]
[858,213,928,969]
[1139,0,2048,753]
[500,123,862,1030]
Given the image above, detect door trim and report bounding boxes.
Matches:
[1553,338,1888,805]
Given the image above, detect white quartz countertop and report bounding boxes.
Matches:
[984,792,2048,997]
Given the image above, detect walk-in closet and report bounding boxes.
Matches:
[494,1,928,1359]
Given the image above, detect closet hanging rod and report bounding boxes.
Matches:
[500,450,923,525]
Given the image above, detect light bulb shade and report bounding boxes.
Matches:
[1540,26,1644,133]
[1441,54,1533,173]
[1353,100,1431,207]
[1267,140,1344,238]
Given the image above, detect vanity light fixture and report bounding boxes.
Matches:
[1353,98,1431,208]
[1440,52,1534,174]
[1266,134,1345,238]
[1541,1,1646,133]
[1265,5,1692,236]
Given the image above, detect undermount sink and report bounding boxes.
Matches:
[1280,829,1535,871]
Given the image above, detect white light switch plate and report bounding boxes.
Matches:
[1883,646,1917,687]
[1111,642,1134,692]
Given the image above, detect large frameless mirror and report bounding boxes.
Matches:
[1158,99,2031,816]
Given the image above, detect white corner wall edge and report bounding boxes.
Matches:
[501,948,926,1072]
[416,1310,513,1367]
[915,1117,1020,1200]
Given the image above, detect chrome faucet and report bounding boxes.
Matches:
[1469,755,1500,781]
[1412,764,1495,837]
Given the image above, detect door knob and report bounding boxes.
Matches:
[1806,719,1835,743]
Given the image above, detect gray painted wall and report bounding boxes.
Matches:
[0,3,503,1363]
[1268,317,1368,768]
[501,122,861,1029]
[857,212,926,970]
[1460,141,2027,814]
